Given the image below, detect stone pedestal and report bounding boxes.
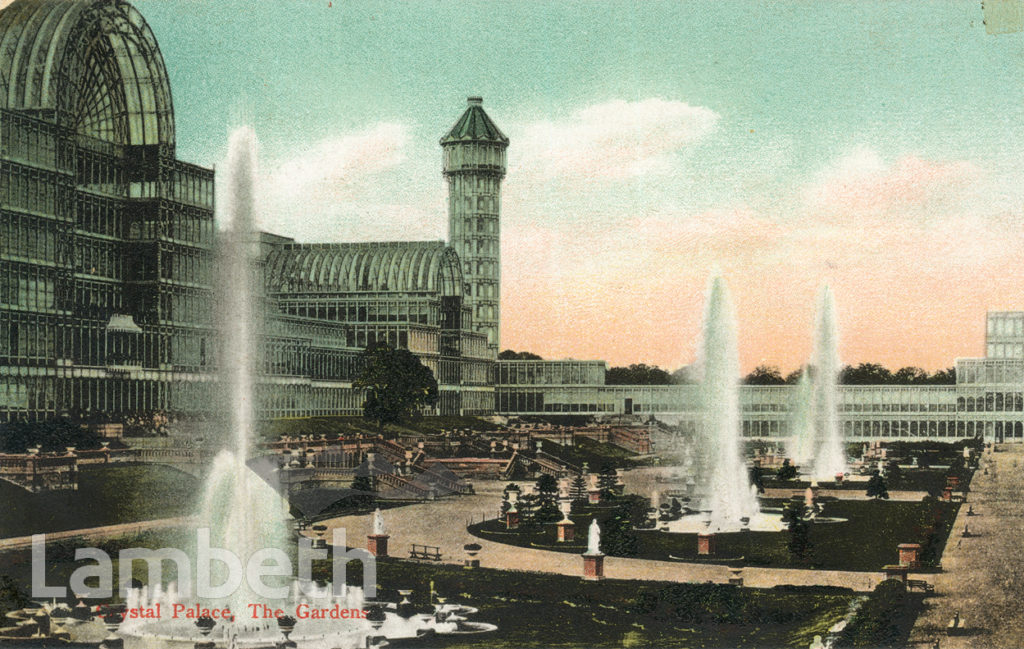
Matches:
[697,533,716,556]
[883,564,909,583]
[557,519,576,543]
[942,486,953,502]
[582,553,605,580]
[947,475,960,489]
[728,568,744,586]
[588,488,602,504]
[834,473,844,484]
[367,534,389,558]
[898,543,922,568]
[505,510,519,530]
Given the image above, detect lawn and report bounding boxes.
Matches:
[0,464,201,538]
[319,559,859,648]
[471,498,960,572]
[0,527,871,648]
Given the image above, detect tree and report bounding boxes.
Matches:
[349,474,376,509]
[784,367,804,384]
[0,418,102,454]
[783,500,812,559]
[670,366,697,385]
[354,343,438,434]
[743,365,786,385]
[568,473,587,500]
[840,363,893,385]
[597,463,618,498]
[517,492,540,528]
[927,367,956,385]
[606,364,672,385]
[892,366,928,385]
[866,471,889,500]
[885,460,903,483]
[498,349,542,360]
[777,458,798,481]
[669,498,683,521]
[535,474,561,522]
[600,503,639,556]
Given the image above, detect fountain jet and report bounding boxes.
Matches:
[695,276,759,529]
[810,285,846,480]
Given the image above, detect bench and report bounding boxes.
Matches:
[907,579,935,594]
[409,544,442,561]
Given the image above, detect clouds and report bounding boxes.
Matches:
[509,98,720,181]
[804,146,981,220]
[248,122,446,243]
[240,98,1023,374]
[267,122,410,203]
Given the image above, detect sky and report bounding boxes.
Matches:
[132,0,1024,374]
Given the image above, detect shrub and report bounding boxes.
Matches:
[837,579,918,647]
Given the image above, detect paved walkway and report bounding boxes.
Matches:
[315,481,882,592]
[908,445,1024,648]
[0,517,195,551]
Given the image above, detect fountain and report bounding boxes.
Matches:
[693,276,759,529]
[811,286,847,480]
[108,127,495,648]
[790,286,847,480]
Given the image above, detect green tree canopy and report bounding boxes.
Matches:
[839,363,956,385]
[743,365,786,385]
[606,364,672,385]
[354,343,438,433]
[866,471,889,500]
[0,418,102,454]
[498,349,543,360]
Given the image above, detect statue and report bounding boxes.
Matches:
[372,508,386,536]
[586,519,602,555]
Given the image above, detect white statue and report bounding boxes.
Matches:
[651,489,660,509]
[586,519,602,555]
[372,508,386,536]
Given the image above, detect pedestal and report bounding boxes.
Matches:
[367,534,390,558]
[582,553,604,580]
[942,486,953,502]
[697,532,716,556]
[588,488,602,504]
[883,564,909,583]
[898,543,921,568]
[505,511,519,530]
[557,519,576,543]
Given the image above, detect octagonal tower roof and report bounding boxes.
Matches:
[440,96,508,146]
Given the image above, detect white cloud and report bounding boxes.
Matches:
[244,122,448,242]
[509,98,719,181]
[803,146,980,218]
[265,122,410,203]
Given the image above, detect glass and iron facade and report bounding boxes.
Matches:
[262,240,494,416]
[0,0,494,421]
[496,312,1024,443]
[0,0,215,421]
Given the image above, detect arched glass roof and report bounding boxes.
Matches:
[265,242,465,297]
[0,0,174,147]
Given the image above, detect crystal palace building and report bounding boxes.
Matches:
[2,0,1023,444]
[0,0,498,422]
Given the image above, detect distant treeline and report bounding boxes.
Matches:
[499,351,956,387]
[745,363,956,386]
